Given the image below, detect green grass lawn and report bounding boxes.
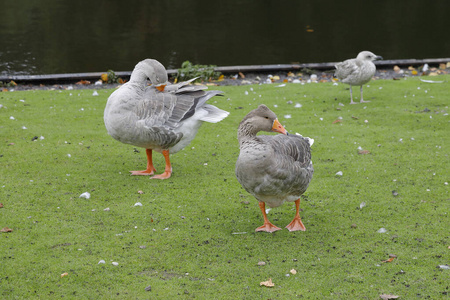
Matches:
[1,75,449,299]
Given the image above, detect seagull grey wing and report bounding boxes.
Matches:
[335,59,360,80]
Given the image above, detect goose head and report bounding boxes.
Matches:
[357,51,383,61]
[239,104,287,137]
[132,59,168,91]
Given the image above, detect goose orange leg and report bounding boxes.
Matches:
[130,149,156,175]
[151,150,172,179]
[285,198,306,231]
[255,202,281,233]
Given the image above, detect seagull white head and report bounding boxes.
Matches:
[357,51,383,61]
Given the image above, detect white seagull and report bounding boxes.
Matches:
[335,51,383,104]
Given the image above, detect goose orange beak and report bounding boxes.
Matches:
[155,84,166,92]
[272,119,287,135]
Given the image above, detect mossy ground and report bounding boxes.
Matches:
[1,75,448,299]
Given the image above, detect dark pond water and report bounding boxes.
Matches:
[1,0,450,75]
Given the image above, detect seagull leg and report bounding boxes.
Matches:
[255,202,281,233]
[151,150,172,179]
[349,85,357,104]
[130,149,156,175]
[360,85,371,103]
[285,198,306,231]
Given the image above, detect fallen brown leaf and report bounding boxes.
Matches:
[260,278,274,287]
[332,119,342,124]
[1,227,13,233]
[76,80,91,85]
[0,203,3,208]
[137,190,144,194]
[382,257,396,263]
[61,272,69,278]
[358,150,371,155]
[239,72,245,79]
[380,294,399,299]
[351,116,359,120]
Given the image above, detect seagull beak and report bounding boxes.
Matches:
[375,55,383,60]
[272,119,287,135]
[155,84,166,92]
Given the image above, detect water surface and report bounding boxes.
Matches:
[1,0,449,75]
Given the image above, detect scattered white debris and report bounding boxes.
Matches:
[273,104,278,108]
[67,85,74,90]
[422,64,429,72]
[134,202,143,207]
[411,138,415,141]
[22,126,27,129]
[294,103,302,108]
[276,84,286,87]
[338,103,345,106]
[333,82,338,86]
[104,207,110,211]
[319,118,323,121]
[19,99,25,102]
[232,232,247,235]
[98,260,106,264]
[399,138,403,143]
[335,171,343,176]
[204,163,208,166]
[439,265,450,270]
[265,208,271,214]
[92,90,99,96]
[67,154,71,157]
[379,87,383,89]
[357,146,363,150]
[310,74,318,82]
[445,182,448,185]
[284,114,292,119]
[40,136,44,140]
[364,120,369,123]
[95,80,103,85]
[360,202,366,209]
[377,228,387,233]
[10,116,15,120]
[112,262,119,266]
[79,192,91,199]
[292,79,301,84]
[421,78,445,83]
[244,91,248,95]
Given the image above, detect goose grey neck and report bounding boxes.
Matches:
[129,67,150,86]
[238,122,259,143]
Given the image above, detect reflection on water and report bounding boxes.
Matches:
[1,0,449,75]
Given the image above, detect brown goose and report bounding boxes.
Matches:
[104,59,229,179]
[235,105,314,232]
[335,51,383,104]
